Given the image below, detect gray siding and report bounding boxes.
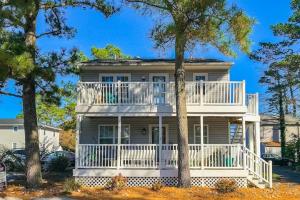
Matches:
[80,69,229,82]
[80,117,229,144]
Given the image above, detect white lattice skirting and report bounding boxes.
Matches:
[75,177,247,188]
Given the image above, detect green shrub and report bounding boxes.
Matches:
[48,155,70,172]
[151,181,164,191]
[215,179,237,193]
[106,173,127,191]
[63,178,81,193]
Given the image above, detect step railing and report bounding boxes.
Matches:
[242,146,272,188]
[77,81,245,106]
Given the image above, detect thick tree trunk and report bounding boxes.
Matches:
[23,7,42,188]
[175,32,191,188]
[23,78,42,188]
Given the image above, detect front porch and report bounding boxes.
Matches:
[74,116,272,188]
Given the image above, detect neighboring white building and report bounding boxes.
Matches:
[74,58,272,188]
[260,114,300,156]
[0,119,61,153]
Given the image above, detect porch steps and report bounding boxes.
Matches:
[247,174,267,188]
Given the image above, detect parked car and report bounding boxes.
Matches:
[41,151,75,171]
[262,153,293,166]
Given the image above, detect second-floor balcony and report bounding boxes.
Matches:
[77,81,259,115]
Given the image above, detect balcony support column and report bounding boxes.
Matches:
[117,115,122,169]
[255,121,261,156]
[159,115,163,169]
[200,115,204,170]
[242,116,246,169]
[75,114,82,169]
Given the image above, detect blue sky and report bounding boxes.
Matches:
[0,0,291,118]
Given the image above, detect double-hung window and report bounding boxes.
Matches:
[194,124,209,144]
[100,74,130,104]
[98,125,130,144]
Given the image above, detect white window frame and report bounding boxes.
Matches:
[98,124,130,144]
[12,126,18,132]
[149,73,169,83]
[99,73,131,82]
[148,124,169,144]
[193,73,208,81]
[194,124,209,144]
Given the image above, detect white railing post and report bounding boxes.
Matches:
[200,115,204,169]
[256,93,259,115]
[200,80,204,105]
[159,115,163,169]
[242,80,246,106]
[268,160,272,188]
[75,115,82,169]
[117,80,121,105]
[117,116,122,169]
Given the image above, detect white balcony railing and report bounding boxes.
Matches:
[77,144,243,169]
[77,81,246,106]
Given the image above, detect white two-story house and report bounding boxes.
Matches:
[74,59,272,188]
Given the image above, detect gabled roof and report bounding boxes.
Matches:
[79,58,233,70]
[0,118,61,131]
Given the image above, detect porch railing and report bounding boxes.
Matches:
[77,144,243,169]
[77,81,245,106]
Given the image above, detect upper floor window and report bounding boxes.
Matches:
[12,142,17,149]
[100,74,131,82]
[13,126,18,132]
[193,73,208,82]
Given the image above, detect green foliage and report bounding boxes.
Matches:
[285,134,300,164]
[63,178,81,193]
[151,181,164,191]
[215,179,237,193]
[91,44,131,59]
[106,173,128,191]
[48,155,70,172]
[128,0,254,57]
[17,82,77,130]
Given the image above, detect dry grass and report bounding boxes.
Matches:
[1,182,300,200]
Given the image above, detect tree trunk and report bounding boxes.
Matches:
[23,7,42,188]
[278,86,286,158]
[23,78,42,188]
[175,32,191,188]
[289,85,296,117]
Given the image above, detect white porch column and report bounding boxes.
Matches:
[255,121,261,156]
[242,117,246,169]
[75,115,82,169]
[249,123,254,153]
[117,115,122,169]
[159,115,163,169]
[200,115,204,170]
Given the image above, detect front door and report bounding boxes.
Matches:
[151,75,167,104]
[150,126,167,144]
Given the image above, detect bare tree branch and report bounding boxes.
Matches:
[0,90,22,98]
